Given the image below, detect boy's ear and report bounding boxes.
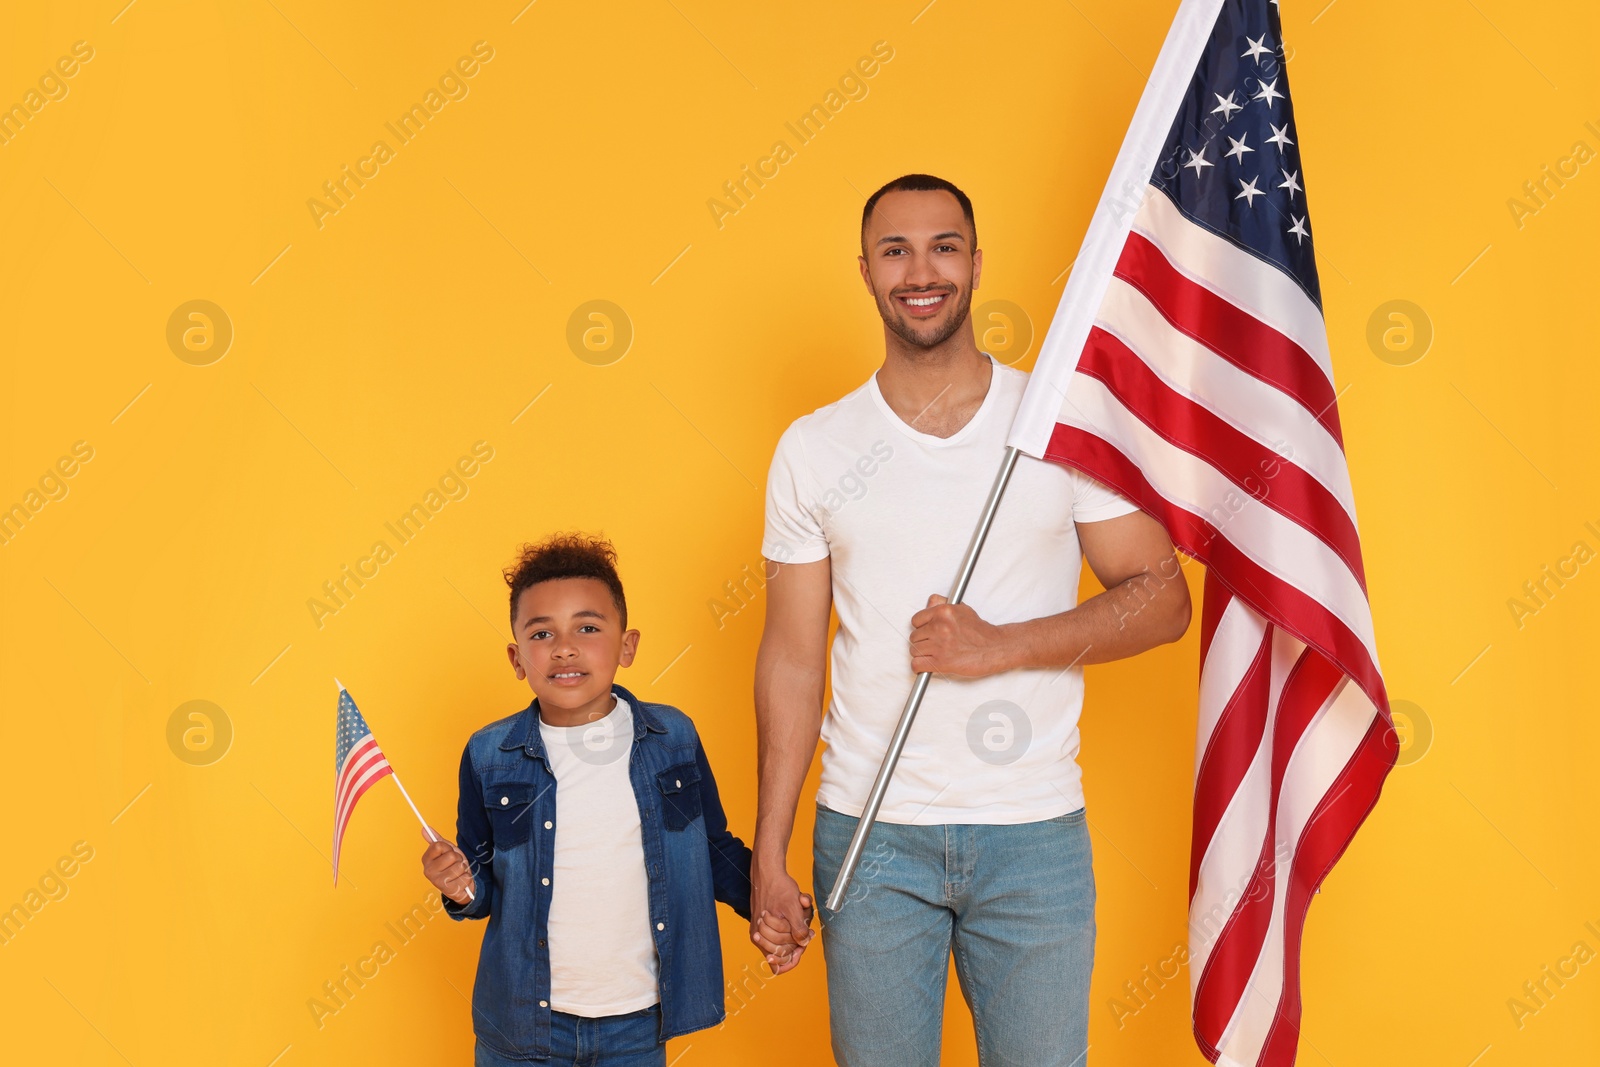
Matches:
[505,642,526,680]
[618,628,641,668]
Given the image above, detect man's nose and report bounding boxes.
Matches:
[903,252,943,288]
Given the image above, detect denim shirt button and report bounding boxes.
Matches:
[539,1000,548,1008]
[656,921,665,930]
[544,821,553,829]
[500,797,509,805]
[541,877,550,886]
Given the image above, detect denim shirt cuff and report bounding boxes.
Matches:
[443,875,489,920]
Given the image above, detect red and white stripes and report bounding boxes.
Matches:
[1019,187,1396,1066]
[332,734,393,883]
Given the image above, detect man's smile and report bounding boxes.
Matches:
[895,289,952,317]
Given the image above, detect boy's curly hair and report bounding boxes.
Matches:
[504,533,628,633]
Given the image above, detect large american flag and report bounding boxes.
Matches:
[1008,2,1396,1063]
[332,683,394,886]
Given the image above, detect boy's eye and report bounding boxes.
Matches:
[531,630,553,640]
[578,624,600,634]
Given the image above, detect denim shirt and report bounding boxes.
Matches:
[444,684,753,1060]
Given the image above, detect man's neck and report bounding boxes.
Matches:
[875,329,992,440]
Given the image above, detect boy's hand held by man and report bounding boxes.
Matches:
[750,859,814,964]
[420,826,475,905]
[750,889,815,975]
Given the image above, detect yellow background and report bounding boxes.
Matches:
[2,1,1596,1064]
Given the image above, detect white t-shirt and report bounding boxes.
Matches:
[762,358,1139,825]
[538,696,659,1016]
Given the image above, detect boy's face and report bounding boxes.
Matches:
[507,577,639,716]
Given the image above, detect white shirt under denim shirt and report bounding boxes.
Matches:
[538,696,658,1016]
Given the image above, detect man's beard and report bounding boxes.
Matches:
[874,284,973,351]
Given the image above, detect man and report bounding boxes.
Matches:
[750,173,1192,1065]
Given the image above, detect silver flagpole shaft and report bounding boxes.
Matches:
[824,446,1021,912]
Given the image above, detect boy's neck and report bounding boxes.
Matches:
[538,688,620,728]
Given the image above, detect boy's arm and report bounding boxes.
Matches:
[692,736,753,921]
[443,744,494,920]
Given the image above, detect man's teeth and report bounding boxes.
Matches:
[905,295,944,306]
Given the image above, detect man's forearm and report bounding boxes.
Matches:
[1000,567,1192,672]
[752,657,825,864]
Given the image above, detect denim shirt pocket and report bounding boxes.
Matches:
[655,761,703,831]
[485,781,537,850]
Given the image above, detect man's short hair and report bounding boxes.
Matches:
[504,533,627,632]
[860,173,977,252]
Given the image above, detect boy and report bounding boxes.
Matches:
[422,534,809,1066]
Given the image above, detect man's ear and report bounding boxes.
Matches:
[858,254,873,293]
[971,247,983,290]
[505,642,527,680]
[618,628,641,668]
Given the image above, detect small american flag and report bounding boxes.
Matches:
[1010,2,1396,1064]
[333,683,394,886]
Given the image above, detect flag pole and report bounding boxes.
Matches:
[824,446,1020,912]
[336,678,473,902]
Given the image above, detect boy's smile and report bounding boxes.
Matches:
[507,576,640,727]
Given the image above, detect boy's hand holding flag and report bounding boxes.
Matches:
[334,679,472,901]
[421,827,478,906]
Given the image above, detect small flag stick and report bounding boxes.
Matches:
[391,770,474,902]
[336,678,474,902]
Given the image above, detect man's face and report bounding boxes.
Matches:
[506,577,638,714]
[858,189,982,350]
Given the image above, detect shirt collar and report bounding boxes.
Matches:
[499,682,665,757]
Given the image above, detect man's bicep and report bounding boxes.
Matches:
[759,556,832,666]
[1077,508,1180,589]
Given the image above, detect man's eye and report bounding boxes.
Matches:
[935,244,956,252]
[885,247,906,255]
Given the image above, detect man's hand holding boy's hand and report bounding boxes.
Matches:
[751,892,815,975]
[420,827,476,905]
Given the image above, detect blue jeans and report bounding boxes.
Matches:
[474,1004,665,1066]
[814,805,1096,1067]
